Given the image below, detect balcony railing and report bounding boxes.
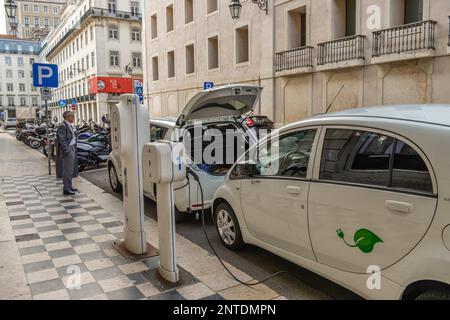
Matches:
[318,35,365,66]
[373,20,437,57]
[275,46,314,72]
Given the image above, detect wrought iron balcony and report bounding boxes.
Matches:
[275,46,314,72]
[372,20,437,57]
[317,35,365,66]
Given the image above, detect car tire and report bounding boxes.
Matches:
[214,202,244,251]
[415,289,450,300]
[108,163,123,193]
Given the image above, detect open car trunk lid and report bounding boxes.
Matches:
[176,85,262,127]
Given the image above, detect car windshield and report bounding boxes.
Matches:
[7,119,16,121]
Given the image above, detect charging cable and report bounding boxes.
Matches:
[187,168,288,287]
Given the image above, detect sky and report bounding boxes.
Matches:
[0,0,6,34]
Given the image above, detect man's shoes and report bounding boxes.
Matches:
[63,190,76,196]
[71,188,78,192]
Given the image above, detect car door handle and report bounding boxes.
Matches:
[251,180,261,185]
[385,200,414,214]
[286,186,301,195]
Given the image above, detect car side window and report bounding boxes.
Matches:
[320,129,433,194]
[231,129,317,179]
[392,141,433,193]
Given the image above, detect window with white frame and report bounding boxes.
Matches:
[110,51,120,67]
[8,97,15,106]
[109,25,119,39]
[132,53,142,68]
[131,2,139,16]
[131,28,141,41]
[20,97,26,106]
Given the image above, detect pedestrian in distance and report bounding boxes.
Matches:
[56,111,79,196]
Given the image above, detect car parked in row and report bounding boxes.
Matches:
[2,118,17,130]
[108,85,271,222]
[213,105,450,300]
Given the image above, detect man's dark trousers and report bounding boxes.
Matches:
[63,145,76,192]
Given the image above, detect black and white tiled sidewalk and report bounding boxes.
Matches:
[1,175,222,300]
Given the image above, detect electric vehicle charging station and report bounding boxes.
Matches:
[110,94,153,256]
[143,141,186,284]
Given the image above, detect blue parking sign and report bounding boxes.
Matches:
[204,82,214,90]
[33,63,59,88]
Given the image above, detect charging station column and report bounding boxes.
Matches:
[143,141,186,283]
[110,95,150,255]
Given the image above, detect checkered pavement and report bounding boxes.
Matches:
[1,176,223,300]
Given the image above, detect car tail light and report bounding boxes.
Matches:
[245,118,255,127]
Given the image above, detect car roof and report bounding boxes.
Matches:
[150,118,176,128]
[315,105,450,127]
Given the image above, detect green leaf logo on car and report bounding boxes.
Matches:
[337,228,384,254]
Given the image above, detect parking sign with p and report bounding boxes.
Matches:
[33,63,59,88]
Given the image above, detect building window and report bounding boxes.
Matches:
[110,51,120,67]
[6,70,12,78]
[24,17,29,27]
[131,28,141,41]
[53,6,58,14]
[208,36,219,69]
[167,50,175,78]
[108,0,117,14]
[151,14,158,39]
[185,44,195,74]
[92,52,95,67]
[109,25,119,39]
[32,98,38,106]
[236,25,249,64]
[152,56,159,81]
[404,0,423,24]
[44,18,49,28]
[288,7,307,49]
[24,4,29,12]
[207,0,218,14]
[131,2,140,17]
[185,0,194,24]
[34,18,40,28]
[54,19,59,27]
[18,70,25,78]
[8,97,15,107]
[44,5,48,13]
[5,56,11,66]
[20,97,26,106]
[333,0,357,38]
[86,54,90,70]
[166,4,174,33]
[19,84,26,92]
[132,53,142,68]
[90,26,94,41]
[33,5,39,13]
[346,0,357,36]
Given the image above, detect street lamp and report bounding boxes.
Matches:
[4,0,18,36]
[125,64,133,75]
[229,0,268,20]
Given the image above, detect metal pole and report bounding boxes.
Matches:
[45,92,51,175]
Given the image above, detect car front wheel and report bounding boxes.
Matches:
[108,163,123,193]
[214,202,244,250]
[415,289,450,300]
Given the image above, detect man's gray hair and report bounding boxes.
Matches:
[63,111,75,119]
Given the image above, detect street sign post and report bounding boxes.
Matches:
[134,80,144,103]
[33,63,59,176]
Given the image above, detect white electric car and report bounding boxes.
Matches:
[213,105,450,300]
[108,85,264,222]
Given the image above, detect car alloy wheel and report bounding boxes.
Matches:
[217,209,236,246]
[108,164,122,193]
